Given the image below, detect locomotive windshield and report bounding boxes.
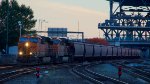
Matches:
[19,37,38,43]
[29,38,38,43]
[52,39,61,44]
[19,37,28,42]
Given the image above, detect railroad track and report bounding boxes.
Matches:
[0,66,14,74]
[0,67,35,83]
[0,66,13,69]
[72,63,128,84]
[112,61,150,83]
[142,59,150,66]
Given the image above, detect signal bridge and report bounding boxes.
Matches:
[36,31,84,41]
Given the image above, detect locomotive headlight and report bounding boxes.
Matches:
[19,51,23,55]
[25,42,29,47]
[30,52,33,55]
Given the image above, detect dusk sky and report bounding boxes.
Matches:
[17,0,111,38]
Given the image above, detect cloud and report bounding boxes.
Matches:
[17,0,108,37]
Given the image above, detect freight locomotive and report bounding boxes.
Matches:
[17,35,141,63]
[17,35,65,63]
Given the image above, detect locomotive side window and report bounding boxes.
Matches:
[29,38,38,43]
[19,37,28,42]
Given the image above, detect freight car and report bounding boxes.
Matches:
[71,42,141,62]
[17,35,141,64]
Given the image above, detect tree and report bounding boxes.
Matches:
[0,17,4,28]
[86,38,109,45]
[0,0,36,51]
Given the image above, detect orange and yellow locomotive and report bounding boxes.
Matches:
[17,35,66,63]
[18,35,49,63]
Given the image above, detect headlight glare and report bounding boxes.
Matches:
[25,42,29,47]
[19,51,23,55]
[30,52,33,55]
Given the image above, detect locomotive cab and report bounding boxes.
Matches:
[18,36,39,56]
[17,35,44,63]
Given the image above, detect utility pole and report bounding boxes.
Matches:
[41,20,43,31]
[38,19,40,31]
[40,19,45,31]
[77,20,79,40]
[6,0,9,54]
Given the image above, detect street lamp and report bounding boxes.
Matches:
[39,19,48,36]
[18,21,22,37]
[39,19,48,31]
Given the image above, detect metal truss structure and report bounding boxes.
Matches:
[98,0,150,42]
[36,31,84,40]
